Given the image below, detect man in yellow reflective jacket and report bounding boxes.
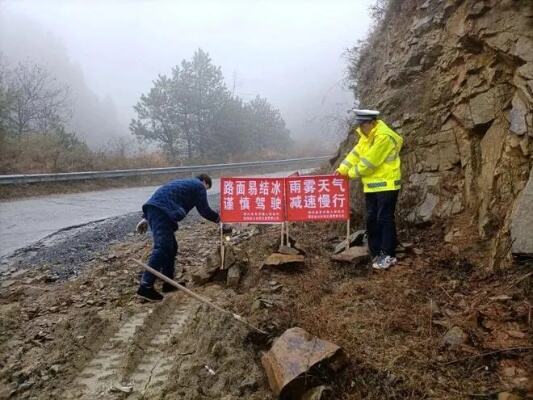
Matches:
[336,109,403,270]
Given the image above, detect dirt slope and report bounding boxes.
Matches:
[0,223,272,400]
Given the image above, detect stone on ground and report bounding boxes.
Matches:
[222,244,237,269]
[226,265,240,288]
[333,230,366,254]
[261,327,346,397]
[441,326,468,347]
[262,253,305,268]
[191,250,220,284]
[278,245,301,256]
[498,392,522,400]
[331,246,369,263]
[191,245,237,285]
[302,385,331,400]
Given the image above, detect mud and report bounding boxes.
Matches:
[162,302,272,399]
[1,196,531,400]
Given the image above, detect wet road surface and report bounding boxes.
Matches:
[0,170,308,259]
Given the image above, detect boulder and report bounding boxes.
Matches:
[261,327,346,398]
[511,170,533,255]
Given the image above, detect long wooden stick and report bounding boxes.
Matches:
[131,258,267,334]
[280,222,285,247]
[286,222,291,248]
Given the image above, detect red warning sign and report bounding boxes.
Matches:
[285,175,349,221]
[220,177,285,223]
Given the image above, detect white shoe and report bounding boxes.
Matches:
[372,255,383,269]
[372,255,397,270]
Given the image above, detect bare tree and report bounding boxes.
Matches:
[0,59,9,135]
[2,62,71,135]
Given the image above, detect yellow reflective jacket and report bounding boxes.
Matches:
[336,120,403,193]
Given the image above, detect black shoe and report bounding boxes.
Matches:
[137,286,164,302]
[162,282,179,293]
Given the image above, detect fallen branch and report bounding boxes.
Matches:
[439,346,533,366]
[130,258,267,335]
[506,271,532,290]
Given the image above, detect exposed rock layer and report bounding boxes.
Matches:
[333,0,533,267]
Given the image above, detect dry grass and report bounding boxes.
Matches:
[0,133,170,174]
[232,223,532,399]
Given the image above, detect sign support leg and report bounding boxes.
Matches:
[220,223,225,269]
[346,218,351,251]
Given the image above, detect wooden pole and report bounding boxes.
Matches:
[220,223,225,270]
[131,259,267,334]
[286,222,291,248]
[280,222,285,247]
[429,299,433,338]
[346,218,351,251]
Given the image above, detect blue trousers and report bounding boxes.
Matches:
[140,206,178,288]
[365,190,399,257]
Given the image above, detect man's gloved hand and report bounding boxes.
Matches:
[136,218,148,234]
[222,223,232,235]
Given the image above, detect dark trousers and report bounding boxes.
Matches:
[365,190,399,257]
[140,206,177,288]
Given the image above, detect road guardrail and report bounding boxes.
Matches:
[0,156,331,185]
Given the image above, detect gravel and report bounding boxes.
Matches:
[0,193,220,280]
[0,212,142,279]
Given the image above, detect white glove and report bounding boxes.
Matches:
[136,218,148,234]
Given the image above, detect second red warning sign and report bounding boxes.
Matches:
[285,175,349,221]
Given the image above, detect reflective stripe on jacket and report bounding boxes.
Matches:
[336,120,403,193]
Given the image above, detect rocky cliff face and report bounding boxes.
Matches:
[333,0,533,268]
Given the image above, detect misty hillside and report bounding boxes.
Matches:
[0,16,126,147]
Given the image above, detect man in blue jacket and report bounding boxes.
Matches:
[136,173,223,301]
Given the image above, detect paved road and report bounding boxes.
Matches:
[0,171,308,258]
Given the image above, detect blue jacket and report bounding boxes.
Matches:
[142,178,220,225]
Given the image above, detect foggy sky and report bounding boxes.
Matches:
[0,0,373,146]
